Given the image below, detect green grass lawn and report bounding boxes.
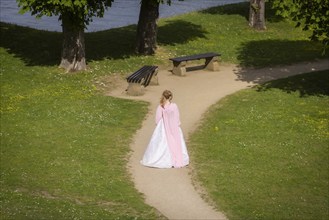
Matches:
[158,2,328,67]
[189,70,329,219]
[0,50,164,219]
[1,1,328,219]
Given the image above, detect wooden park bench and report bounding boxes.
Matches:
[126,65,159,96]
[169,52,221,76]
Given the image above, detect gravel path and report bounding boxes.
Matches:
[108,59,329,219]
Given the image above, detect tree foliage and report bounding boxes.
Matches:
[17,0,114,29]
[16,0,114,72]
[271,0,329,53]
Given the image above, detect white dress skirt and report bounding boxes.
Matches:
[141,119,189,168]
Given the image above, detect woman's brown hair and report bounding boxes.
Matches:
[160,90,173,107]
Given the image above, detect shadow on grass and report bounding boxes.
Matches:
[0,23,62,66]
[85,25,137,61]
[0,22,138,66]
[158,20,208,45]
[201,1,283,23]
[233,39,329,86]
[236,39,327,68]
[233,38,329,97]
[0,20,208,66]
[257,70,329,97]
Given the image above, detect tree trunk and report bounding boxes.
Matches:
[135,0,159,55]
[249,0,266,30]
[59,12,86,72]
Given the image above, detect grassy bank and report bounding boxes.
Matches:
[158,2,328,67]
[189,70,329,219]
[0,49,164,219]
[1,1,328,219]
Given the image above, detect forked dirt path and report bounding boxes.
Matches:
[108,59,328,219]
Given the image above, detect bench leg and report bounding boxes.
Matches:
[126,83,145,96]
[172,61,186,76]
[149,69,159,86]
[205,57,220,71]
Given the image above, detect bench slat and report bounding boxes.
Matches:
[169,52,220,62]
[126,65,158,86]
[128,66,148,81]
[143,66,158,86]
[169,52,221,76]
[127,66,149,83]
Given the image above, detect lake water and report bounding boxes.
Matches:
[0,0,246,32]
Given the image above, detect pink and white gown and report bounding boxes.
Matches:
[141,103,189,168]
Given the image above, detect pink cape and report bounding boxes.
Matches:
[155,103,185,168]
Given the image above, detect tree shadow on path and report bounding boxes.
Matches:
[233,38,329,97]
[256,70,329,97]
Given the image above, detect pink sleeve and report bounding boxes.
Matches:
[155,105,163,124]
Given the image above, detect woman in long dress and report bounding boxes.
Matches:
[141,90,189,168]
